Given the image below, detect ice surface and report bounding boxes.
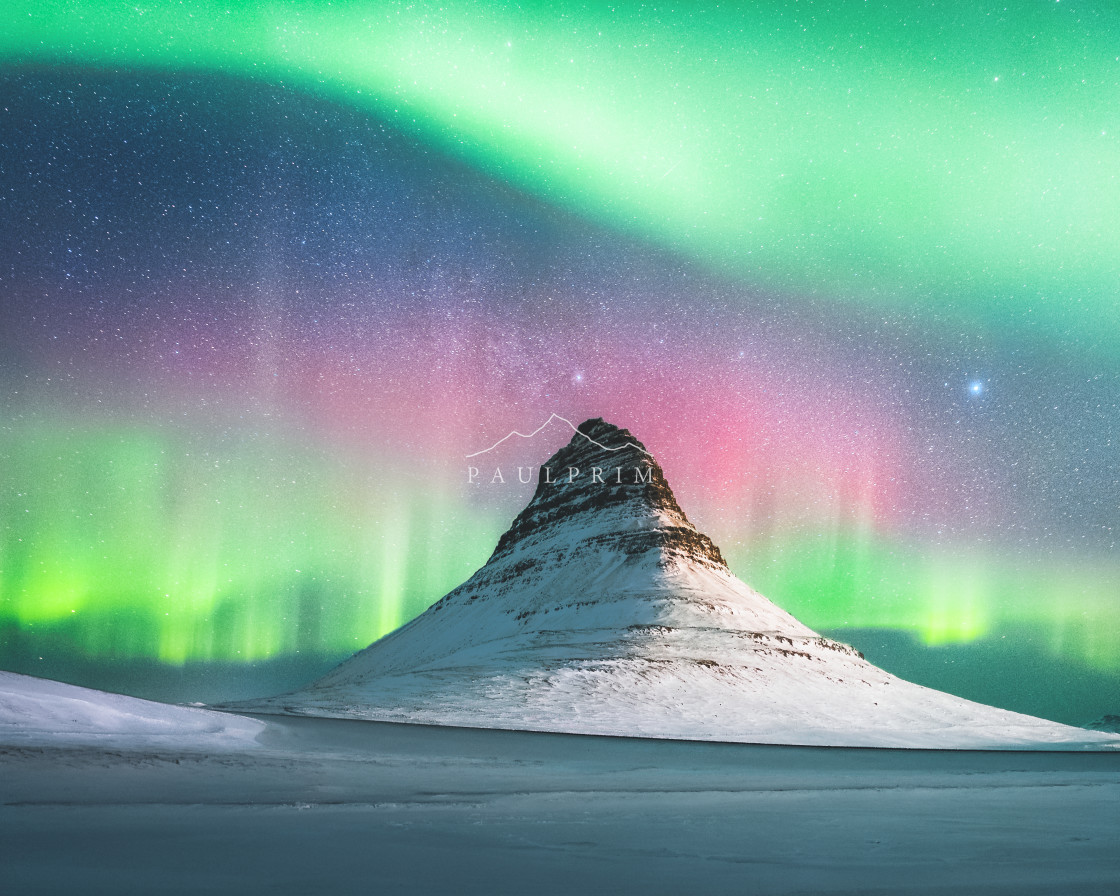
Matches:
[3,710,1120,895]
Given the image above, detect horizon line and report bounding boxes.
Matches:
[465,413,652,460]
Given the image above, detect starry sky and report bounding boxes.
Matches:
[1,1,1118,725]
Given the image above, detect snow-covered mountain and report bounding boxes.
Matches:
[242,419,1118,749]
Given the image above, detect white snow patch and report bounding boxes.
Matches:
[0,671,265,750]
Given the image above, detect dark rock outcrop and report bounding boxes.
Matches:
[491,418,726,570]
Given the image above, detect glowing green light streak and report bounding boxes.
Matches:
[727,530,1120,672]
[0,421,496,664]
[2,419,1115,673]
[4,1,1119,337]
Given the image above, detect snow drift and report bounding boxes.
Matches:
[0,670,264,749]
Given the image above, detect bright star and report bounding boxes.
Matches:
[968,380,985,396]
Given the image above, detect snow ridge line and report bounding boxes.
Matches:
[466,413,652,460]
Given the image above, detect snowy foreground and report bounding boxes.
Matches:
[3,673,1120,895]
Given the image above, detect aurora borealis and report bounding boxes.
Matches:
[1,1,1118,724]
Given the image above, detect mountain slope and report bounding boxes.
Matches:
[241,419,1118,749]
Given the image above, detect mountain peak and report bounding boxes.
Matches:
[574,415,640,443]
[489,418,726,570]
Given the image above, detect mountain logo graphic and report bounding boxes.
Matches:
[466,413,652,460]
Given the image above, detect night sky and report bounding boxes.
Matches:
[1,2,1118,725]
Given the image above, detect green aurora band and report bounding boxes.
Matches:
[2,0,1118,338]
[0,422,495,663]
[2,422,1116,677]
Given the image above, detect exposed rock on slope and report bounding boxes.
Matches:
[1086,715,1120,734]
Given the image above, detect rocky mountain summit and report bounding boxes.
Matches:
[239,419,1118,749]
[488,418,727,570]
